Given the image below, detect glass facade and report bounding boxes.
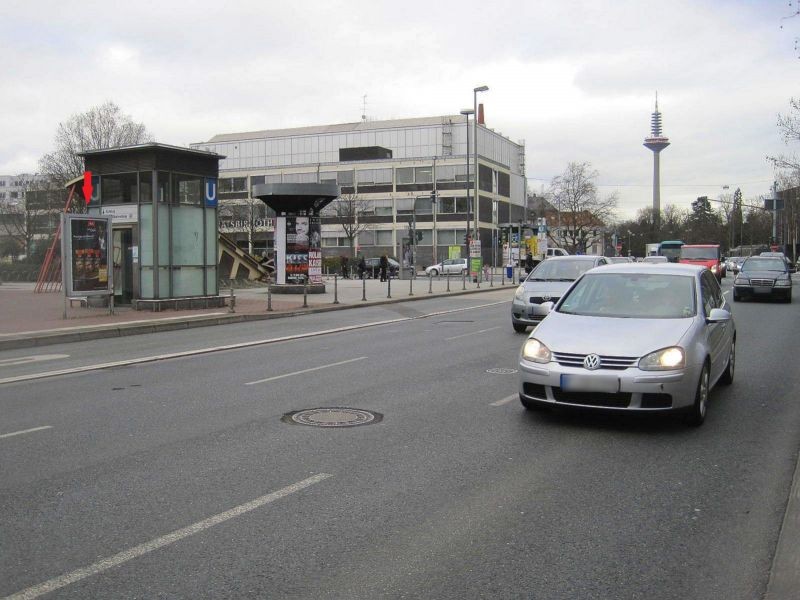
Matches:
[192,116,526,266]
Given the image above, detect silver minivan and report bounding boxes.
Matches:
[425,258,468,276]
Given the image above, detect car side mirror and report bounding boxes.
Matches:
[707,308,731,323]
[541,301,554,315]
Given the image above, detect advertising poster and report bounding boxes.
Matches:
[62,214,112,296]
[448,246,461,260]
[307,216,322,283]
[285,216,310,283]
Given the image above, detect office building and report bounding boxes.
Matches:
[191,115,527,266]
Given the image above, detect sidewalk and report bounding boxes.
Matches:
[0,272,517,350]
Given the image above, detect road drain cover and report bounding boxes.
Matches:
[283,408,382,427]
[486,368,518,374]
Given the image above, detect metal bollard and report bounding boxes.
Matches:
[267,282,273,311]
[409,275,414,296]
[428,272,433,294]
[501,268,505,286]
[229,287,235,313]
[387,276,392,298]
[362,276,367,301]
[303,280,308,308]
[462,270,466,290]
[490,268,494,287]
[477,271,481,289]
[446,273,450,292]
[333,274,339,304]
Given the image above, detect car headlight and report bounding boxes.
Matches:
[522,338,552,363]
[639,346,685,371]
[735,277,749,285]
[775,279,792,287]
[514,285,526,300]
[711,264,718,272]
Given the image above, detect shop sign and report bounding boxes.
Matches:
[101,205,138,223]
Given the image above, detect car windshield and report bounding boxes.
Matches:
[558,273,696,319]
[681,247,718,260]
[742,258,786,272]
[526,259,595,282]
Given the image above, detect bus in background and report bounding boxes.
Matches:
[645,243,660,257]
[659,240,684,263]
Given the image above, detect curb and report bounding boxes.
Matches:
[765,445,800,599]
[0,284,511,351]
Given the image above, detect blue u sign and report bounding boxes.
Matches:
[205,178,218,207]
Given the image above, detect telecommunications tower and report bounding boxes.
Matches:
[643,94,670,228]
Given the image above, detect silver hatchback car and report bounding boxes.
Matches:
[511,255,609,332]
[518,263,735,425]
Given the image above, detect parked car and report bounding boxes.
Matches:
[511,255,609,332]
[518,263,735,426]
[733,256,792,302]
[606,256,631,264]
[425,258,468,277]
[362,257,397,278]
[725,256,746,274]
[642,255,669,264]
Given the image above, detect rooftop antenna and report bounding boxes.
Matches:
[361,94,368,122]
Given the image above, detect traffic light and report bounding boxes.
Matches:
[415,230,423,243]
[464,234,471,245]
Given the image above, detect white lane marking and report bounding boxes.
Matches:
[0,354,70,368]
[0,426,53,440]
[490,394,518,407]
[723,290,731,296]
[445,326,502,341]
[245,357,368,386]
[3,473,332,600]
[0,301,509,387]
[0,314,227,337]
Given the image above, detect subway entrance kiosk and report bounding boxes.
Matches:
[80,143,226,309]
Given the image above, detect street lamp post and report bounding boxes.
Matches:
[473,85,489,247]
[460,108,474,257]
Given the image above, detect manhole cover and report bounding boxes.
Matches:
[283,408,382,428]
[486,368,518,374]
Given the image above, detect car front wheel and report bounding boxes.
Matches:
[719,338,735,385]
[429,269,439,277]
[685,363,710,427]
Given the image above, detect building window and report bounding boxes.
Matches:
[438,196,469,213]
[358,231,375,246]
[219,177,247,193]
[437,229,467,246]
[498,171,510,197]
[172,173,203,205]
[415,166,432,184]
[376,230,393,245]
[479,165,493,193]
[282,172,317,184]
[396,167,414,184]
[102,172,138,204]
[337,170,354,186]
[356,168,392,185]
[322,236,348,247]
[373,199,393,216]
[396,198,414,215]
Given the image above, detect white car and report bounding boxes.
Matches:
[642,255,669,264]
[425,258,468,277]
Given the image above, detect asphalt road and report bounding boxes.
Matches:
[1,279,799,599]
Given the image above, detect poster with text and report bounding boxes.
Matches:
[285,216,309,283]
[62,214,112,296]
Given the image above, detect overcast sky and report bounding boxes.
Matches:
[1,0,797,218]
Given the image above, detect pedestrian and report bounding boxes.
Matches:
[525,253,534,274]
[358,255,367,280]
[379,254,389,282]
[340,255,349,278]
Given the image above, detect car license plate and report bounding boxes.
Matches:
[560,374,619,393]
[754,286,772,294]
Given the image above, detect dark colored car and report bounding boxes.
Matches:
[363,257,398,278]
[733,257,792,302]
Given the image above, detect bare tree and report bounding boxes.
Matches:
[0,185,66,261]
[548,162,617,253]
[326,193,372,257]
[38,101,152,186]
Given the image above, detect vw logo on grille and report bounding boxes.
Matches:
[583,354,601,370]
